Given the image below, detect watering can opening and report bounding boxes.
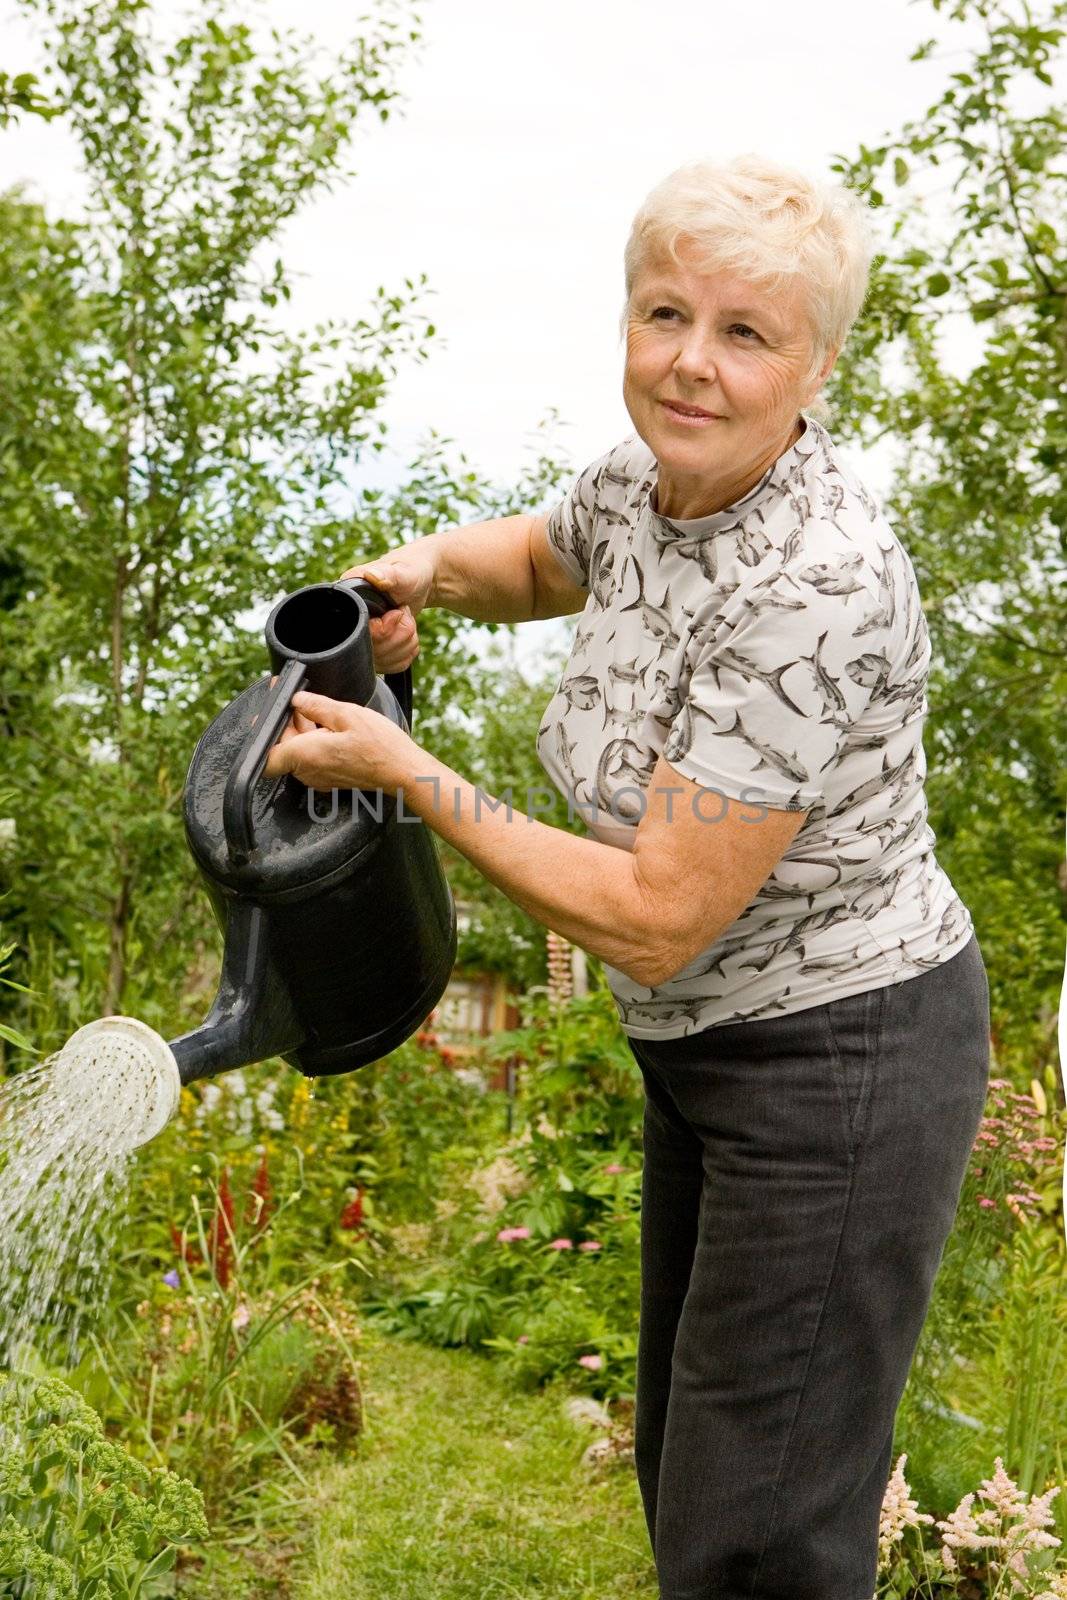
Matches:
[272,585,364,657]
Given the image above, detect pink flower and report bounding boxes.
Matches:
[578,1354,603,1371]
[977,1196,996,1209]
[548,1238,573,1251]
[516,1335,530,1344]
[496,1226,531,1243]
[578,1240,602,1252]
[603,1164,625,1174]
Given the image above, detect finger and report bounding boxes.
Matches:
[371,604,412,630]
[377,641,419,674]
[373,610,414,642]
[289,691,353,731]
[263,738,298,779]
[342,562,415,609]
[255,676,313,732]
[341,562,394,593]
[274,710,313,746]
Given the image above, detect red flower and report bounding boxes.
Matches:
[245,1151,274,1232]
[339,1188,365,1232]
[209,1168,236,1289]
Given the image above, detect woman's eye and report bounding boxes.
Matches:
[650,305,679,320]
[731,324,759,340]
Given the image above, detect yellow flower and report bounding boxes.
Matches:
[290,1079,311,1130]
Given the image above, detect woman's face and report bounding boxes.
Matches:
[622,238,835,519]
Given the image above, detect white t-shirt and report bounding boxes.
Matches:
[535,415,974,1037]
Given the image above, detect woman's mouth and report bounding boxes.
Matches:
[661,401,723,426]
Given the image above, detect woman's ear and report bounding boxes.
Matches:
[806,344,840,403]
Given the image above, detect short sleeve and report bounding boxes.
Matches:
[663,556,887,811]
[543,449,612,590]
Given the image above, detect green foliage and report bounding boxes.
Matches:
[366,986,644,1397]
[0,792,33,1058]
[827,0,1067,1071]
[0,1371,207,1597]
[86,1155,365,1539]
[0,72,55,125]
[65,1034,487,1543]
[975,1224,1067,1506]
[0,937,33,1057]
[0,0,426,1027]
[896,1076,1067,1525]
[0,0,570,1039]
[447,652,578,986]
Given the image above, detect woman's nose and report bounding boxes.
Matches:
[673,330,718,384]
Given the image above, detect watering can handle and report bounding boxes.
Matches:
[222,581,414,865]
[223,657,308,866]
[336,578,414,730]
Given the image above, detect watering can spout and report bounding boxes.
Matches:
[167,900,305,1086]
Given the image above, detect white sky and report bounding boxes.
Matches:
[0,0,984,667]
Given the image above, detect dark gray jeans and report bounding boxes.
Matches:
[624,932,991,1600]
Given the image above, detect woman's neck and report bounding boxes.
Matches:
[653,415,806,522]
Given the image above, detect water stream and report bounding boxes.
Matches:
[0,1016,180,1370]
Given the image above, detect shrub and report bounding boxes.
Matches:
[0,1372,207,1597]
[85,1162,364,1537]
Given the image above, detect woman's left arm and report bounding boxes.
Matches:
[263,690,807,989]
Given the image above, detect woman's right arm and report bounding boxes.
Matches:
[342,512,588,672]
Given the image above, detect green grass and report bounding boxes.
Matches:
[288,1331,658,1599]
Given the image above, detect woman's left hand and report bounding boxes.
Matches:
[262,690,416,793]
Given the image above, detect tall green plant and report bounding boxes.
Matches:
[827,0,1067,1070]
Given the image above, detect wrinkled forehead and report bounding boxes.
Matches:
[631,240,814,336]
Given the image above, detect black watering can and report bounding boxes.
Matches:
[167,579,457,1086]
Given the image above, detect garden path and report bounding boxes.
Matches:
[289,1330,658,1599]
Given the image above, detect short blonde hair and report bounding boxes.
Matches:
[621,154,878,409]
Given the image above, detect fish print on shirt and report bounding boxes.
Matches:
[537,416,974,1037]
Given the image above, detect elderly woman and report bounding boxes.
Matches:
[265,155,990,1599]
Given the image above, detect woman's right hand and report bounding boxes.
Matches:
[340,549,436,675]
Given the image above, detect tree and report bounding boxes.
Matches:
[0,0,568,1044]
[827,0,1066,1071]
[0,71,54,125]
